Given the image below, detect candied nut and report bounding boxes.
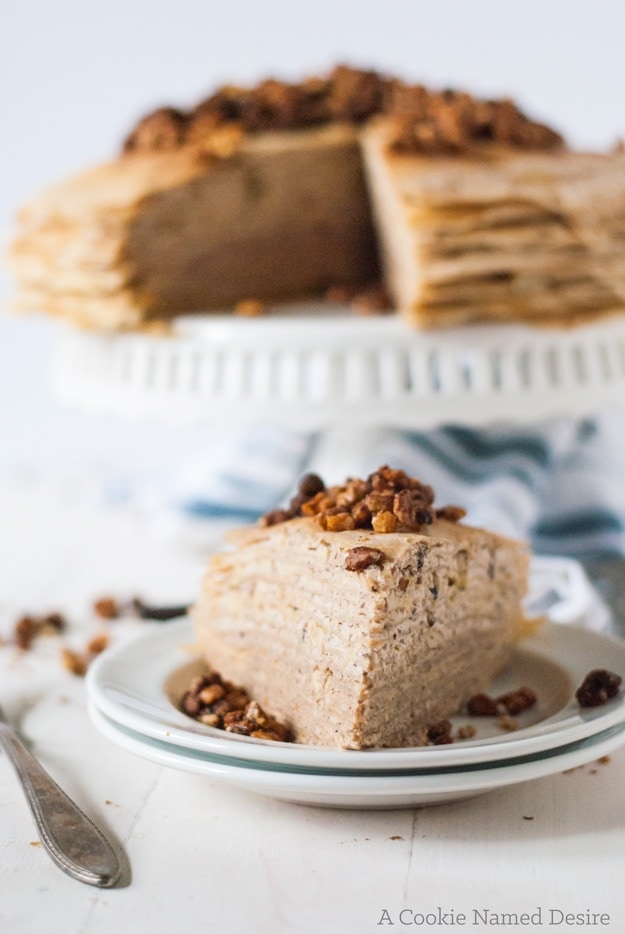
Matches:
[350,501,372,528]
[324,284,356,304]
[179,668,291,741]
[466,693,500,717]
[260,465,466,536]
[61,648,87,677]
[199,684,226,706]
[498,714,519,732]
[372,511,399,533]
[93,598,120,620]
[435,505,467,522]
[198,713,220,726]
[14,616,40,650]
[41,612,66,633]
[426,720,454,745]
[260,508,292,527]
[576,669,622,708]
[497,686,537,715]
[323,512,355,532]
[123,107,188,153]
[457,724,477,740]
[181,693,202,717]
[250,729,282,741]
[366,492,395,514]
[87,634,110,656]
[350,283,392,316]
[392,489,434,530]
[298,473,325,498]
[234,299,264,317]
[345,546,387,572]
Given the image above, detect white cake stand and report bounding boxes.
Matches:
[52,308,625,429]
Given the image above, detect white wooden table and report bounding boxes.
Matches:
[1,477,624,934]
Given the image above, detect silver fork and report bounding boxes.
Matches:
[0,705,121,887]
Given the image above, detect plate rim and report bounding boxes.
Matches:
[88,702,625,799]
[86,620,625,771]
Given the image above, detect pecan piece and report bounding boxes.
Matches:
[345,546,387,572]
[466,693,500,717]
[576,669,622,708]
[497,686,537,715]
[426,720,454,745]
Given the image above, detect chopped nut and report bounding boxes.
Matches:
[435,505,467,522]
[259,465,465,534]
[426,720,454,745]
[576,669,622,708]
[41,612,66,633]
[456,724,477,740]
[345,546,388,572]
[179,667,292,742]
[466,693,500,717]
[61,648,87,677]
[350,283,393,315]
[198,684,225,706]
[371,510,399,533]
[234,299,264,317]
[497,686,537,715]
[198,713,220,726]
[14,616,40,650]
[323,512,355,532]
[498,714,519,732]
[93,598,120,620]
[87,634,110,656]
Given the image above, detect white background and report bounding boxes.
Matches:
[2,0,625,475]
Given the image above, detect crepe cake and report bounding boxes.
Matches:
[12,66,624,332]
[192,467,530,749]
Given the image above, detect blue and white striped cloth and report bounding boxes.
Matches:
[108,412,625,560]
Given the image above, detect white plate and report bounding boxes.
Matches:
[89,703,625,809]
[86,620,625,772]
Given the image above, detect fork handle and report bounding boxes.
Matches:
[0,724,121,887]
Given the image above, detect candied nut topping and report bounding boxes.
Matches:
[467,685,538,718]
[345,546,388,572]
[123,107,188,153]
[234,299,265,317]
[14,616,40,650]
[14,612,67,650]
[466,693,500,717]
[122,65,563,158]
[86,634,110,656]
[386,85,563,156]
[180,670,293,742]
[435,505,468,522]
[260,466,465,535]
[497,686,537,715]
[93,597,120,620]
[426,720,454,745]
[456,724,477,740]
[575,669,622,708]
[61,648,88,677]
[498,714,519,732]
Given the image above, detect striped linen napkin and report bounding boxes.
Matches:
[107,412,625,561]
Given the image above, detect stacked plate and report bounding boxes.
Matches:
[87,620,625,810]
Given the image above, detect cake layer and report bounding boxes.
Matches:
[11,124,379,330]
[192,516,529,748]
[362,122,625,327]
